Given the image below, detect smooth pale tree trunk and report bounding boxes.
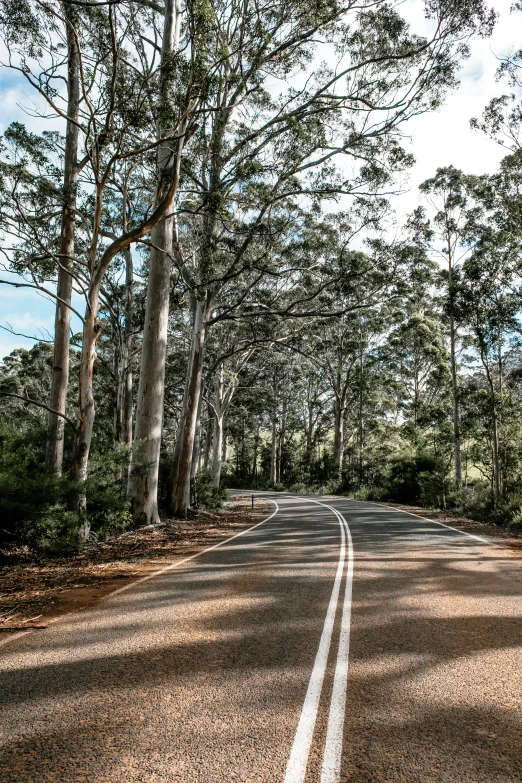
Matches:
[211,363,225,487]
[203,402,212,470]
[128,0,182,524]
[210,362,240,488]
[448,254,462,491]
[449,315,462,490]
[115,247,134,448]
[333,396,344,483]
[277,398,286,485]
[209,351,250,487]
[252,423,259,480]
[129,218,173,524]
[190,388,204,505]
[168,299,208,516]
[270,415,277,484]
[479,347,502,500]
[358,349,364,485]
[212,413,224,488]
[493,413,501,499]
[46,5,80,474]
[72,283,102,540]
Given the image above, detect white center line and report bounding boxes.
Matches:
[283,497,353,783]
[319,504,353,783]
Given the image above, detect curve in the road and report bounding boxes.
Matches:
[283,497,353,783]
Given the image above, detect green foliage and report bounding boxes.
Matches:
[0,420,132,552]
[0,422,77,549]
[84,445,133,536]
[271,482,285,492]
[384,453,444,506]
[193,469,227,509]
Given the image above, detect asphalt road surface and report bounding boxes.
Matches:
[1,494,521,783]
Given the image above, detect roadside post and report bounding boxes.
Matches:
[252,494,255,509]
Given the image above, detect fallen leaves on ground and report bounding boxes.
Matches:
[0,496,269,629]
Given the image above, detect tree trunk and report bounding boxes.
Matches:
[168,298,208,516]
[46,5,80,474]
[128,0,182,524]
[113,249,132,448]
[212,413,224,488]
[270,415,277,484]
[203,401,212,470]
[211,363,224,487]
[449,314,462,490]
[129,217,173,524]
[113,329,123,442]
[491,402,502,499]
[358,345,364,485]
[333,396,344,483]
[252,423,259,480]
[191,387,203,492]
[115,246,134,448]
[479,343,502,500]
[72,284,101,541]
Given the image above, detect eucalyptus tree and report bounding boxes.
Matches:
[413,167,487,489]
[159,0,495,517]
[205,329,253,488]
[454,239,522,499]
[0,0,82,472]
[1,0,211,535]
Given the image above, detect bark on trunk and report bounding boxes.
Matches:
[168,299,208,516]
[212,414,224,488]
[450,315,462,490]
[211,363,225,487]
[333,396,344,483]
[128,0,182,524]
[129,217,173,524]
[479,344,502,500]
[46,5,80,474]
[270,415,277,484]
[447,247,462,490]
[191,387,203,489]
[115,247,134,448]
[203,402,212,470]
[72,285,101,541]
[252,424,259,480]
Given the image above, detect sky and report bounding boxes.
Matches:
[0,0,521,359]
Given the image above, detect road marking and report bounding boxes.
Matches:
[0,502,280,651]
[109,501,280,597]
[370,502,487,543]
[319,504,353,783]
[283,497,354,783]
[283,503,346,783]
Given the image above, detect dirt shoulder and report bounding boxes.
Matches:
[375,500,522,550]
[0,495,270,632]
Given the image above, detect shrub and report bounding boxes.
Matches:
[0,421,133,551]
[364,487,389,502]
[385,453,443,506]
[193,469,227,508]
[85,444,133,536]
[289,482,307,494]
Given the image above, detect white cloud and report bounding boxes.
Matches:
[394,0,522,222]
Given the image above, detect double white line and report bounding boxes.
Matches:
[284,499,354,783]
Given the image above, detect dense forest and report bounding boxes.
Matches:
[3,0,522,552]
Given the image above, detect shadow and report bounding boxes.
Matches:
[0,495,521,782]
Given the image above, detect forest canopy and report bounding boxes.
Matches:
[3,0,522,551]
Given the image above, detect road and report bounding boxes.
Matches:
[1,494,521,783]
